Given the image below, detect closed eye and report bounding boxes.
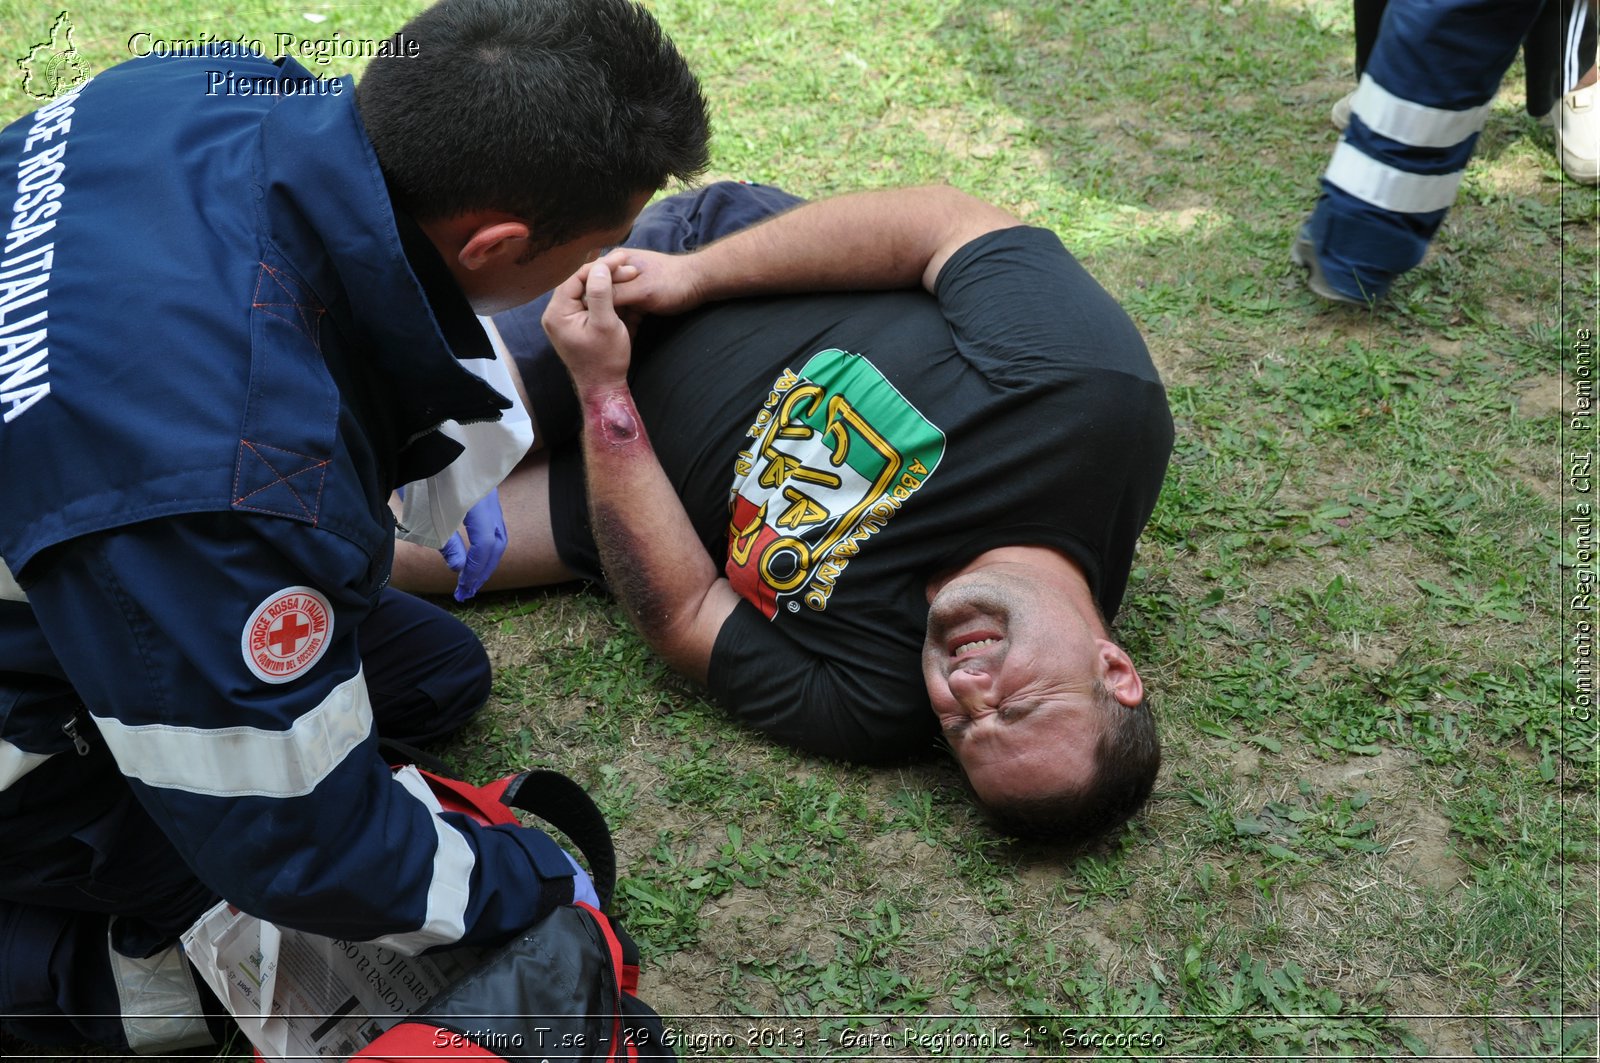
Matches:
[942,703,1034,738]
[999,702,1037,724]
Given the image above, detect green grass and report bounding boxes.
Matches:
[1,0,1595,1058]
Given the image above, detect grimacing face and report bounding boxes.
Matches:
[919,564,1125,804]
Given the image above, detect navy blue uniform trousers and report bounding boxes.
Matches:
[1307,0,1586,299]
[0,588,489,1051]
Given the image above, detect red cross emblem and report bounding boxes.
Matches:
[242,587,333,684]
[266,611,313,658]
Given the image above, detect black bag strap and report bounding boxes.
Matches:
[501,769,618,911]
[376,737,457,778]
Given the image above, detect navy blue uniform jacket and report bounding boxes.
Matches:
[0,52,578,951]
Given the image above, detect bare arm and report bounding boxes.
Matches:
[541,260,737,680]
[605,185,1020,315]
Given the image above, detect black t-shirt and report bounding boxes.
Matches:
[543,226,1173,762]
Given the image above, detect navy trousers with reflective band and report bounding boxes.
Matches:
[1307,0,1572,300]
[0,587,489,1052]
[1353,0,1594,117]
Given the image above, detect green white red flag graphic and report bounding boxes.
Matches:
[724,348,945,618]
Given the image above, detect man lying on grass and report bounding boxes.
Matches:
[394,182,1174,843]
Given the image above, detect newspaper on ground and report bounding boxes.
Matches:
[180,767,488,1060]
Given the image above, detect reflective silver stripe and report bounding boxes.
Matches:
[366,765,474,954]
[107,930,213,1054]
[1324,140,1463,214]
[0,555,25,602]
[91,669,372,798]
[1350,73,1492,148]
[0,739,52,789]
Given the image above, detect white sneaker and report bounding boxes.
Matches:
[1331,90,1354,132]
[1549,84,1600,184]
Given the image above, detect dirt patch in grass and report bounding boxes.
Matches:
[649,948,738,1019]
[1389,806,1467,892]
[1397,1015,1484,1060]
[1514,372,1565,419]
[1295,749,1470,893]
[906,103,1034,164]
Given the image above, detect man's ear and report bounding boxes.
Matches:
[457,220,530,272]
[1095,639,1144,707]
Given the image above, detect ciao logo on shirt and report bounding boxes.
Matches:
[725,348,945,618]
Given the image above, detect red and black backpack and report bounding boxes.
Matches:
[349,762,676,1062]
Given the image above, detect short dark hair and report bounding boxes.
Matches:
[357,0,710,246]
[980,683,1160,844]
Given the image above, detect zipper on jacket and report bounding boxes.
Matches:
[62,715,90,755]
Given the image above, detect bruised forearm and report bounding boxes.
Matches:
[545,258,738,676]
[577,384,724,680]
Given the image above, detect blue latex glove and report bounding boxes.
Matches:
[440,490,508,602]
[563,850,601,909]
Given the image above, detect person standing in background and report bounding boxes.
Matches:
[1294,0,1596,306]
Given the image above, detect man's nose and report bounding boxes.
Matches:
[947,666,995,711]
